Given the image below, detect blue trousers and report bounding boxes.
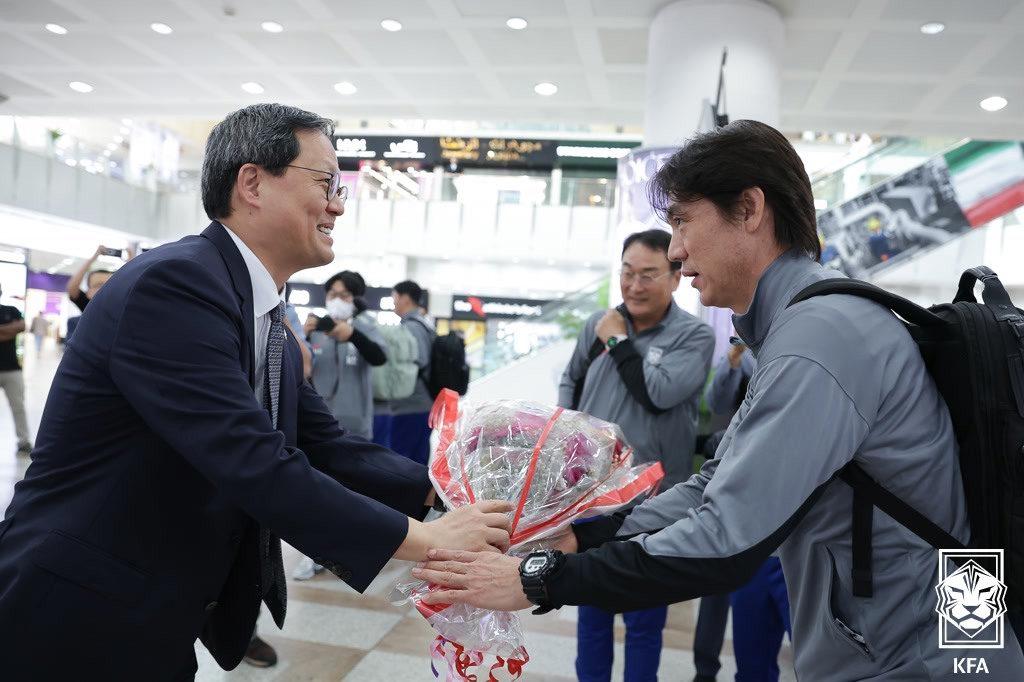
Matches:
[389,411,431,465]
[371,414,392,449]
[730,557,791,682]
[576,605,668,682]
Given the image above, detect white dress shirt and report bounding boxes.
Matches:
[221,224,286,399]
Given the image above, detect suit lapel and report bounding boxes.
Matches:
[201,221,256,389]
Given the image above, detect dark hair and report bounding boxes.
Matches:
[201,103,335,220]
[621,229,681,271]
[325,270,366,297]
[648,120,820,260]
[393,280,423,305]
[87,269,114,287]
[326,270,368,313]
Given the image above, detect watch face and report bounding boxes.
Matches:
[523,555,548,575]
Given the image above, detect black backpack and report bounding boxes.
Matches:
[790,267,1024,615]
[427,330,470,398]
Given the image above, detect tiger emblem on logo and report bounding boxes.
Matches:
[935,559,1007,637]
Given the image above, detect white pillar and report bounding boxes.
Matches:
[549,167,563,206]
[611,0,784,315]
[644,0,784,147]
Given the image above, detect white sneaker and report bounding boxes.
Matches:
[292,556,324,581]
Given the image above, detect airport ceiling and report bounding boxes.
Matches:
[0,0,1023,139]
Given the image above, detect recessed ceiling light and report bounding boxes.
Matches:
[380,19,402,32]
[534,82,558,96]
[103,149,112,157]
[506,17,528,30]
[113,135,124,143]
[261,21,284,33]
[241,81,265,94]
[45,23,68,35]
[334,81,357,95]
[920,22,945,35]
[980,96,1008,112]
[150,23,173,35]
[68,81,93,93]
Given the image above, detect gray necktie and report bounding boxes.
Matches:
[259,302,287,626]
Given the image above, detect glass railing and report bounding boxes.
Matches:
[473,275,610,382]
[811,136,962,211]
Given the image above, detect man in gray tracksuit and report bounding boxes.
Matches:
[410,121,1024,680]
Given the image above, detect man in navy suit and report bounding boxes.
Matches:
[0,104,511,680]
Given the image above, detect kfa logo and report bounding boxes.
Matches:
[935,549,1007,650]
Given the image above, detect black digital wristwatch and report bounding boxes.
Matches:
[519,550,566,615]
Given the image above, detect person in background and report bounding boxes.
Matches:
[388,280,434,465]
[65,244,134,312]
[695,338,791,682]
[294,270,387,581]
[0,287,31,457]
[558,229,715,682]
[29,315,49,358]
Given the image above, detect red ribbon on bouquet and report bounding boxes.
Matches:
[430,635,530,682]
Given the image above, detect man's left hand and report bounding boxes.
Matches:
[413,549,533,612]
[595,309,627,343]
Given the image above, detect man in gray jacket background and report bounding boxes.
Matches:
[412,120,1024,680]
[558,228,714,681]
[389,279,434,465]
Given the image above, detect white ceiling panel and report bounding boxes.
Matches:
[0,0,1021,138]
[73,0,196,24]
[453,0,567,18]
[607,73,647,103]
[0,71,52,97]
[237,31,358,67]
[475,28,581,66]
[0,0,87,23]
[783,29,841,70]
[599,29,648,65]
[880,0,1019,23]
[826,81,932,113]
[350,30,467,67]
[0,34,70,66]
[43,34,161,66]
[847,31,979,76]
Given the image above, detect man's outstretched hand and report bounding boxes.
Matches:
[413,549,532,612]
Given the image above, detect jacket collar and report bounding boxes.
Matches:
[732,250,841,355]
[201,221,256,387]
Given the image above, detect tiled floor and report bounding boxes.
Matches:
[2,341,797,681]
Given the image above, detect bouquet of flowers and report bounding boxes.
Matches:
[394,389,664,681]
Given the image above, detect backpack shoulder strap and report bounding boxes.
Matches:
[840,462,965,597]
[789,279,945,328]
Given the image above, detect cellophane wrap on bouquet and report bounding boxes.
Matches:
[393,389,664,682]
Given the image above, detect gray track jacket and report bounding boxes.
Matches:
[549,251,1024,680]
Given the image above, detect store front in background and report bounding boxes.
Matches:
[446,294,553,378]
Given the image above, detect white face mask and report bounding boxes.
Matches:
[326,298,355,320]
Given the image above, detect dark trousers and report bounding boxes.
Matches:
[731,557,790,682]
[693,593,730,679]
[371,414,393,449]
[389,411,431,465]
[576,604,668,682]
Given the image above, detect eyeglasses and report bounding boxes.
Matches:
[620,268,673,285]
[285,165,349,204]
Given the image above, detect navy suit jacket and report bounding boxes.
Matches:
[0,223,432,679]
